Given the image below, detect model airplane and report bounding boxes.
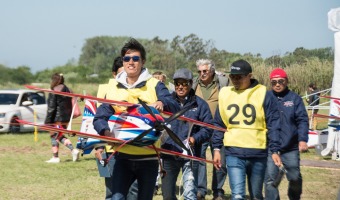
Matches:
[23,85,221,163]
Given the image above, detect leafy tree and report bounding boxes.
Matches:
[0,64,12,84]
[79,36,129,77]
[10,66,34,84]
[170,34,214,71]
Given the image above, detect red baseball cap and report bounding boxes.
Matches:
[270,68,287,79]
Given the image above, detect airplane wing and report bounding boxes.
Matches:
[320,95,340,100]
[25,85,227,132]
[17,119,215,164]
[314,113,340,120]
[162,111,226,132]
[24,85,135,107]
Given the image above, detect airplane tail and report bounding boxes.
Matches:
[76,99,105,155]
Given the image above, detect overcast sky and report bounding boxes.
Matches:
[0,0,339,73]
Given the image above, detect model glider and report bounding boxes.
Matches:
[18,119,215,164]
[23,85,225,164]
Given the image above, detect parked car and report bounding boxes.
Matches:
[0,89,47,133]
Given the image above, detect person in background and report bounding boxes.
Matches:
[212,59,280,200]
[45,73,80,163]
[112,56,125,78]
[152,71,167,83]
[306,83,320,130]
[93,38,179,200]
[161,68,213,200]
[265,68,309,200]
[193,59,229,200]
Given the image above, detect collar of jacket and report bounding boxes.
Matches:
[172,89,198,107]
[249,79,259,88]
[116,81,147,89]
[272,87,289,98]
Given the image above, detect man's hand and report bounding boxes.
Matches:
[272,153,282,167]
[188,137,195,146]
[94,148,104,160]
[299,141,308,152]
[213,150,222,170]
[103,130,115,146]
[149,101,164,112]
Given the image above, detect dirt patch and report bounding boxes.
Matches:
[0,146,35,153]
[301,159,340,169]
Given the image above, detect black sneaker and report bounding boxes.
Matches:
[197,192,205,200]
[213,194,225,200]
[153,186,158,195]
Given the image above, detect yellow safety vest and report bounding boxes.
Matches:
[218,84,267,149]
[105,77,161,155]
[97,82,111,152]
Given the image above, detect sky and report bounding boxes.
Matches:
[0,0,339,73]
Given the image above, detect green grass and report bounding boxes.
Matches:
[0,84,339,199]
[0,131,340,200]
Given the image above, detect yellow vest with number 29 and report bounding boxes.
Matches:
[218,84,267,149]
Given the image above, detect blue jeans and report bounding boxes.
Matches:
[110,158,158,200]
[265,150,302,200]
[197,141,227,197]
[105,156,116,200]
[104,156,138,200]
[161,158,198,200]
[226,155,266,200]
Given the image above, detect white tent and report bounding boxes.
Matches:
[321,8,340,160]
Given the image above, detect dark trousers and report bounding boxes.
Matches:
[197,141,227,197]
[265,150,302,200]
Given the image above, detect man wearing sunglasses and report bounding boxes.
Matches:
[95,55,139,200]
[193,59,229,200]
[265,68,308,200]
[93,38,179,200]
[212,59,280,200]
[161,68,213,200]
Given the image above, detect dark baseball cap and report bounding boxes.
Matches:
[228,59,252,75]
[173,68,193,80]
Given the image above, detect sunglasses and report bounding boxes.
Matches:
[271,79,286,86]
[174,81,190,87]
[229,74,247,81]
[122,56,141,62]
[197,69,209,74]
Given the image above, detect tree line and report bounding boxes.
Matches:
[0,34,334,95]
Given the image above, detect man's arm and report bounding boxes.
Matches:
[295,95,309,151]
[191,100,213,144]
[265,92,281,153]
[93,103,115,136]
[211,106,226,150]
[155,81,180,113]
[265,92,282,166]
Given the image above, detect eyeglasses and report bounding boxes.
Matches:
[271,79,286,86]
[197,69,209,74]
[229,74,247,81]
[122,56,141,62]
[174,81,190,87]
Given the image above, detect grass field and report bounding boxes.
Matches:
[0,88,339,199]
[0,129,340,200]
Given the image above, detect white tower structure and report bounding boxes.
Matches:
[321,8,340,160]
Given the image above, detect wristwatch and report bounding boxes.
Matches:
[272,151,280,155]
[99,159,106,167]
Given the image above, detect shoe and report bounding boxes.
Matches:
[46,157,60,163]
[197,192,205,200]
[72,149,80,162]
[153,185,158,195]
[213,194,225,200]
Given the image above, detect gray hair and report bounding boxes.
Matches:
[196,59,215,71]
